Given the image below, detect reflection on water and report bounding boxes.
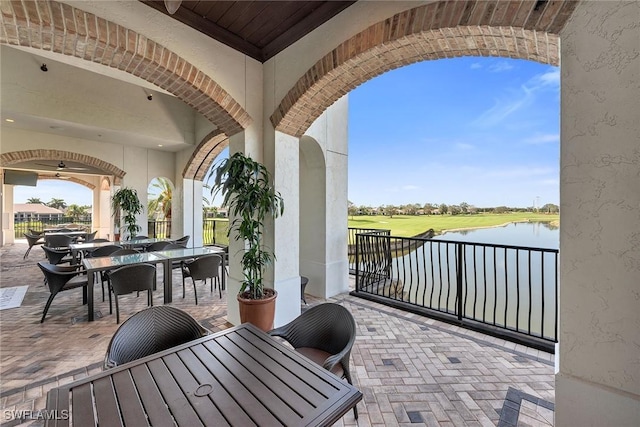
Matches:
[438,221,559,249]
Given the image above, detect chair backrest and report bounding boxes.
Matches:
[184,254,222,280]
[110,249,140,257]
[174,235,190,246]
[164,243,187,250]
[45,234,73,248]
[84,230,98,242]
[87,245,122,258]
[109,263,156,296]
[269,303,356,368]
[92,238,110,243]
[24,233,44,246]
[37,261,82,293]
[41,246,71,265]
[104,306,209,369]
[128,235,149,241]
[144,241,171,252]
[28,228,44,236]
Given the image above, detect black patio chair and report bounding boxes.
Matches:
[28,228,44,236]
[78,230,98,243]
[107,263,156,323]
[23,232,45,259]
[268,303,358,419]
[144,241,171,252]
[128,235,149,241]
[45,234,73,248]
[103,306,210,369]
[174,235,190,247]
[41,245,74,265]
[180,254,223,304]
[86,245,123,301]
[37,262,89,323]
[92,238,110,243]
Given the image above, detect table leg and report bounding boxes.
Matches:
[164,260,172,304]
[88,270,95,322]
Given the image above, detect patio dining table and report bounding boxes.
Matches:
[44,323,362,426]
[69,241,119,265]
[82,246,226,321]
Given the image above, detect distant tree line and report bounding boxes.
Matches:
[348,200,559,218]
[26,197,91,221]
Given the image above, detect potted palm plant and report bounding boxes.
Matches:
[111,187,144,240]
[210,152,284,331]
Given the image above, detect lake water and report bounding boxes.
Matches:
[437,221,559,249]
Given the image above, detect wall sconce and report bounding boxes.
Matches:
[40,63,48,72]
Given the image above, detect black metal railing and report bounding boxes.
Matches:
[15,218,92,237]
[352,232,559,352]
[348,227,390,272]
[203,218,229,246]
[147,219,228,245]
[148,220,171,238]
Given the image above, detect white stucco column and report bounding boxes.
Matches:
[269,131,301,327]
[96,177,111,240]
[179,178,201,247]
[557,1,640,425]
[1,178,14,245]
[300,96,350,299]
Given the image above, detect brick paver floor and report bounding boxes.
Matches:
[1,241,555,426]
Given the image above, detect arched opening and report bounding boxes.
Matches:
[147,177,175,239]
[299,135,327,299]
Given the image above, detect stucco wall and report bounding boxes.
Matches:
[558,1,640,425]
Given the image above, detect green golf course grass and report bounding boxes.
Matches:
[348,213,559,237]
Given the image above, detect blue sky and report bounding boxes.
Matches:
[348,56,559,209]
[14,56,559,209]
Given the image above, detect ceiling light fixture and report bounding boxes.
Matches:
[40,63,48,72]
[164,0,182,14]
[5,119,14,123]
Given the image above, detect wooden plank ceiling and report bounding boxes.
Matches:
[141,1,357,62]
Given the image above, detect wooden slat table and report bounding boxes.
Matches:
[44,323,362,426]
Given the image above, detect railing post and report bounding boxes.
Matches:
[355,233,360,291]
[456,243,464,322]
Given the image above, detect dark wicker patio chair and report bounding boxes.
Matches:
[107,263,156,323]
[174,235,190,247]
[128,235,149,241]
[37,262,89,323]
[103,306,210,369]
[92,238,110,243]
[144,241,171,252]
[23,232,45,259]
[268,303,358,419]
[41,245,74,265]
[44,234,73,248]
[86,245,123,301]
[180,254,223,304]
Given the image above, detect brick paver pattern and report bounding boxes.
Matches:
[1,241,555,426]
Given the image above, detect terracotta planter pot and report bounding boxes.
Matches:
[237,288,278,332]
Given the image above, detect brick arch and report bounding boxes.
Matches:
[0,0,252,136]
[182,130,229,181]
[271,0,579,137]
[37,173,96,190]
[1,150,125,184]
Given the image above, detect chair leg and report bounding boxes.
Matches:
[114,295,120,324]
[182,275,186,299]
[192,278,198,305]
[216,277,221,298]
[148,289,153,306]
[343,370,358,419]
[40,293,57,323]
[24,247,32,259]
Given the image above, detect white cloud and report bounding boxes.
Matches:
[530,68,560,88]
[470,62,482,69]
[485,167,555,178]
[455,143,475,151]
[488,61,514,72]
[402,185,420,191]
[523,133,559,145]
